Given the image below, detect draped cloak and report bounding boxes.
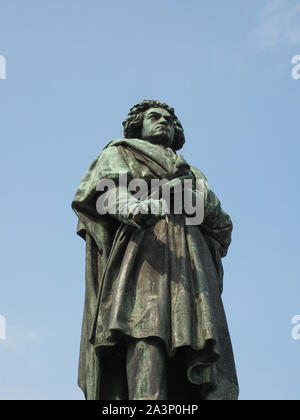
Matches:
[72,138,239,400]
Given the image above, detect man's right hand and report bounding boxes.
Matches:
[98,186,169,229]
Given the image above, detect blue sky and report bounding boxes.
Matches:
[0,0,300,400]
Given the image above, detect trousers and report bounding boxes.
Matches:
[99,336,167,400]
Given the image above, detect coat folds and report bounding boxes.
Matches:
[72,138,238,400]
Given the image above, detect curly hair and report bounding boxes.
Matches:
[122,99,185,151]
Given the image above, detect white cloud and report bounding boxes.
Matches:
[0,326,40,354]
[252,0,300,49]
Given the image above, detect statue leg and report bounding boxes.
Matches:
[126,336,167,400]
[98,344,128,400]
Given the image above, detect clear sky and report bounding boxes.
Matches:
[0,0,299,400]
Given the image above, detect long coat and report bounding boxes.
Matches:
[72,138,239,400]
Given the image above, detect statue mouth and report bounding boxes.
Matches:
[156,125,168,130]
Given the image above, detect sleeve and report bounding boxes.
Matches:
[202,178,233,258]
[71,146,131,251]
[72,145,133,220]
[199,178,233,294]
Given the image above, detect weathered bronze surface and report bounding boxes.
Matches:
[72,100,239,400]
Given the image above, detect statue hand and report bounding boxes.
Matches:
[130,198,169,226]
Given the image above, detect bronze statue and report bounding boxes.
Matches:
[72,99,239,400]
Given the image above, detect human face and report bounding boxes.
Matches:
[141,107,175,147]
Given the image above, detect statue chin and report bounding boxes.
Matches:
[143,134,173,148]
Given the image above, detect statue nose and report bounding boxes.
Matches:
[159,118,168,125]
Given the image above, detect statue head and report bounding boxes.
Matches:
[122,99,185,151]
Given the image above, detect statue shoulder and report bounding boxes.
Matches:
[91,139,129,162]
[190,165,209,183]
[102,138,125,149]
[103,138,140,150]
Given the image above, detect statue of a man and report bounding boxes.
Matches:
[72,100,239,400]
